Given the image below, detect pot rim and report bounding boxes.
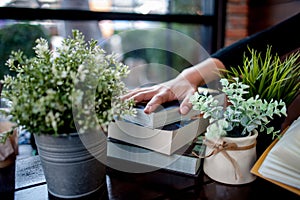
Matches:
[220,129,258,142]
[34,132,80,138]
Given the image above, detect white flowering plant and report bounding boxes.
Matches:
[190,78,287,140]
[1,30,135,138]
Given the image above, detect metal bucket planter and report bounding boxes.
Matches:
[34,130,107,199]
[203,130,258,185]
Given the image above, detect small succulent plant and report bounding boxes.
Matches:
[190,78,287,139]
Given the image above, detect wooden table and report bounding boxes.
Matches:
[0,155,299,200]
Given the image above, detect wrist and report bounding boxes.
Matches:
[181,58,226,86]
[180,67,204,87]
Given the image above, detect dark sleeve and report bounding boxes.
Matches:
[211,12,300,69]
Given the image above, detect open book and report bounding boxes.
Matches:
[251,116,300,195]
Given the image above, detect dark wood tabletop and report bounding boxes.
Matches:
[0,154,299,200]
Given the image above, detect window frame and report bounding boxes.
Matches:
[0,0,226,53]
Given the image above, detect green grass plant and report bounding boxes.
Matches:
[223,46,300,106]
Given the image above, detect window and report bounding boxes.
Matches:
[0,0,226,87]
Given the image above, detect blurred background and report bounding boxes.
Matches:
[0,0,299,83]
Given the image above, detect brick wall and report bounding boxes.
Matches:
[224,0,299,46]
[225,0,249,46]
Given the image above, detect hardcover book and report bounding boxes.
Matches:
[108,118,208,155]
[107,135,205,176]
[121,88,225,129]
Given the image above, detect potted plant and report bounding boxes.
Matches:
[1,30,135,198]
[190,78,286,185]
[222,46,300,154]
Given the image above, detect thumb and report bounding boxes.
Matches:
[179,96,193,115]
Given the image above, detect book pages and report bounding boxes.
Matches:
[258,116,300,189]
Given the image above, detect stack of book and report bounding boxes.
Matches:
[107,89,225,176]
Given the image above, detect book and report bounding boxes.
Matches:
[251,116,300,195]
[107,135,205,176]
[108,118,208,155]
[121,88,225,129]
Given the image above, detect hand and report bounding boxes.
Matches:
[122,58,225,115]
[122,74,199,115]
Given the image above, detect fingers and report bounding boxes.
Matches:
[144,92,172,114]
[122,84,180,114]
[133,90,158,103]
[121,87,168,114]
[121,87,151,101]
[179,91,194,115]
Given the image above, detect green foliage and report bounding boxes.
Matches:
[223,46,300,106]
[190,78,287,139]
[2,30,135,138]
[0,23,50,80]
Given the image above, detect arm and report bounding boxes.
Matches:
[123,13,300,115]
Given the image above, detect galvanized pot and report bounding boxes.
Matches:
[34,130,107,199]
